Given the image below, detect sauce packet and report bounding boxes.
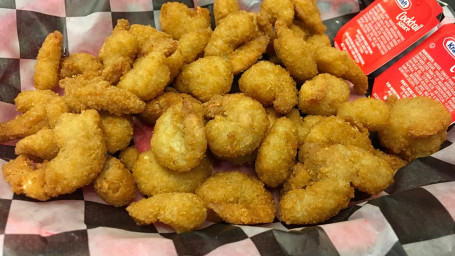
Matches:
[334,0,442,75]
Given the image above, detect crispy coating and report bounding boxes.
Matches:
[258,0,294,39]
[298,73,350,116]
[337,97,390,132]
[315,47,368,95]
[126,192,207,233]
[15,129,58,161]
[195,172,276,224]
[265,107,280,131]
[118,146,139,171]
[297,114,326,144]
[175,56,233,102]
[159,2,211,40]
[239,61,297,114]
[378,96,451,160]
[117,52,170,101]
[139,91,203,125]
[285,108,310,146]
[306,33,331,52]
[255,117,298,187]
[204,94,268,158]
[98,19,138,84]
[61,76,145,115]
[59,53,102,79]
[94,157,136,207]
[273,20,318,83]
[34,31,62,90]
[178,29,211,63]
[100,114,133,154]
[228,33,269,75]
[292,0,327,34]
[372,149,408,172]
[214,0,240,25]
[204,11,258,57]
[2,110,106,200]
[165,48,185,83]
[129,24,178,57]
[281,162,317,195]
[0,90,67,143]
[151,100,207,172]
[306,144,395,195]
[299,116,373,162]
[132,150,212,196]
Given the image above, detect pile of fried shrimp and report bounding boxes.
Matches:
[0,0,452,233]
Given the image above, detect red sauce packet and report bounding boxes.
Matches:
[372,23,455,123]
[333,0,442,75]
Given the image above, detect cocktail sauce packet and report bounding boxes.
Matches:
[372,23,455,123]
[334,0,442,75]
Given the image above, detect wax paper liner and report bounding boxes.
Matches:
[0,0,455,255]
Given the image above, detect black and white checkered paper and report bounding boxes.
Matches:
[1,0,455,255]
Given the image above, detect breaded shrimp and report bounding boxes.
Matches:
[151,100,207,172]
[15,129,58,160]
[228,33,270,75]
[34,31,62,90]
[337,97,390,132]
[214,0,240,25]
[59,53,102,80]
[239,61,297,114]
[292,0,327,34]
[196,171,276,224]
[118,146,139,171]
[258,0,294,39]
[127,192,207,233]
[100,114,133,154]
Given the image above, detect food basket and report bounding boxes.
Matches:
[0,0,454,255]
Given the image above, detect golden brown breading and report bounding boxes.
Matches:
[178,28,212,63]
[15,129,58,160]
[214,0,240,25]
[298,73,350,116]
[228,33,270,75]
[132,150,212,196]
[258,0,294,39]
[239,61,297,114]
[273,20,318,83]
[34,31,62,90]
[255,117,298,187]
[127,192,207,233]
[337,97,390,132]
[139,91,203,125]
[151,100,207,172]
[281,162,317,195]
[204,94,268,158]
[98,19,138,84]
[59,53,102,80]
[315,46,368,95]
[94,157,136,207]
[118,146,139,171]
[159,2,211,40]
[292,0,327,34]
[175,56,233,102]
[100,114,133,154]
[196,171,276,224]
[378,96,451,160]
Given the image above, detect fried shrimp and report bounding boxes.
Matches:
[175,56,233,102]
[98,19,138,84]
[139,91,203,125]
[315,47,368,95]
[100,114,133,154]
[15,129,58,161]
[94,156,136,207]
[159,2,211,40]
[227,33,270,75]
[178,28,212,63]
[299,116,373,162]
[61,76,145,115]
[273,20,318,83]
[378,96,451,160]
[258,0,294,39]
[281,163,317,194]
[213,0,240,25]
[204,94,268,158]
[2,110,106,201]
[117,51,170,101]
[118,146,139,171]
[337,97,390,132]
[34,31,62,90]
[0,90,67,143]
[126,192,207,233]
[298,73,350,116]
[255,117,298,187]
[195,171,276,224]
[129,24,178,57]
[59,53,102,79]
[132,150,212,196]
[204,10,258,58]
[151,100,207,172]
[292,0,327,34]
[239,61,297,114]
